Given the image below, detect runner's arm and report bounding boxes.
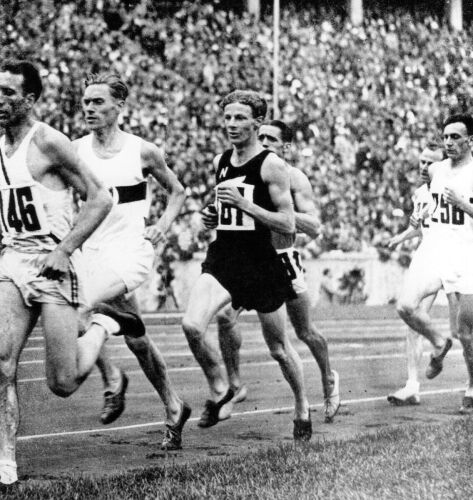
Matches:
[41,128,112,256]
[290,168,321,239]
[142,141,186,245]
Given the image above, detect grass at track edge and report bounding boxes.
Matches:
[3,417,473,499]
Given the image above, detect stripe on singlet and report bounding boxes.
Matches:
[0,149,11,185]
[111,181,147,204]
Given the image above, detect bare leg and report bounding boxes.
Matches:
[182,273,232,401]
[217,305,243,391]
[125,333,183,425]
[405,329,424,385]
[41,303,109,397]
[396,270,445,352]
[258,306,310,421]
[0,283,38,477]
[286,292,333,396]
[406,293,437,384]
[457,294,473,396]
[83,273,129,392]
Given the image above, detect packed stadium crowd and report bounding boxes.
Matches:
[2,0,473,263]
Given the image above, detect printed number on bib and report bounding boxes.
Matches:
[216,181,255,231]
[279,250,303,280]
[430,193,470,226]
[0,186,49,235]
[415,202,430,228]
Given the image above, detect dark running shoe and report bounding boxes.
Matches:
[94,303,145,338]
[161,401,192,450]
[101,371,129,425]
[425,338,452,379]
[293,412,312,441]
[459,396,473,415]
[197,389,234,428]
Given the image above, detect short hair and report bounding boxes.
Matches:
[84,72,128,101]
[443,114,473,136]
[268,119,294,143]
[0,59,43,101]
[424,140,446,159]
[220,90,267,119]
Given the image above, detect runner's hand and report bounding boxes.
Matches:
[145,224,166,246]
[201,205,218,229]
[38,248,70,281]
[217,186,247,209]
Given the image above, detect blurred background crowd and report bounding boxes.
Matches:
[1,0,472,277]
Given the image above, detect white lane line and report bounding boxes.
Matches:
[17,349,464,384]
[17,386,465,441]
[14,343,415,367]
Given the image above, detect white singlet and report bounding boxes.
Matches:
[425,159,473,293]
[75,132,154,297]
[0,121,81,307]
[0,122,74,252]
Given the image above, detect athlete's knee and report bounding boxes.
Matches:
[267,340,289,364]
[46,373,77,398]
[0,357,16,386]
[397,300,417,319]
[125,334,149,355]
[216,308,237,331]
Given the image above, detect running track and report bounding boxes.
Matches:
[15,310,469,480]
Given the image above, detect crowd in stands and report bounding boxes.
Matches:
[2,0,473,268]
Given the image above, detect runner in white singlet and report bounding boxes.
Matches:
[426,115,473,413]
[387,143,453,405]
[0,60,117,485]
[74,73,190,450]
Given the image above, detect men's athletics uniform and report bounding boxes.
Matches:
[202,149,295,313]
[0,121,81,306]
[75,132,154,307]
[427,160,473,294]
[276,247,306,294]
[403,183,438,292]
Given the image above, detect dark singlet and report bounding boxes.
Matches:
[214,149,274,248]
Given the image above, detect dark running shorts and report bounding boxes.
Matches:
[201,238,296,313]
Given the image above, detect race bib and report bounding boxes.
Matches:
[0,184,50,235]
[215,177,255,231]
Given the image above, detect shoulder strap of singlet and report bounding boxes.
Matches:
[216,149,233,177]
[0,122,41,186]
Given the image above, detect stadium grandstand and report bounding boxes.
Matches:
[1,0,473,261]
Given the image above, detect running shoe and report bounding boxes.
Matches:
[324,370,340,423]
[161,401,192,450]
[293,411,312,441]
[0,460,17,485]
[425,338,452,379]
[197,389,234,428]
[387,383,420,406]
[219,384,248,421]
[101,371,129,424]
[459,396,473,414]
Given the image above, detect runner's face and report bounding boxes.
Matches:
[82,84,122,131]
[258,125,285,156]
[443,122,471,161]
[0,71,31,126]
[223,103,258,146]
[418,148,443,174]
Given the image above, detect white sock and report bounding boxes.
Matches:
[91,313,120,337]
[406,379,419,391]
[0,459,17,485]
